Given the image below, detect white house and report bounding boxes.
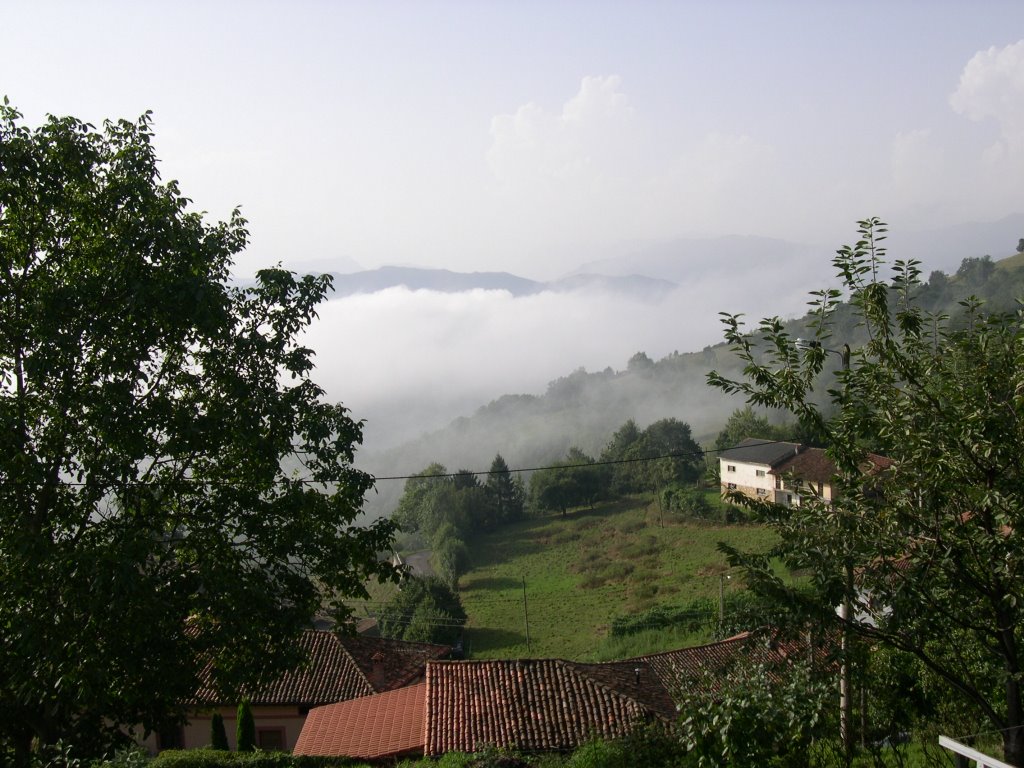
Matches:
[718,438,802,503]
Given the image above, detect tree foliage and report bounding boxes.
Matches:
[0,103,396,759]
[209,713,228,751]
[378,576,467,646]
[708,217,1024,764]
[235,700,255,753]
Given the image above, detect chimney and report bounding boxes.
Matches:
[369,651,386,690]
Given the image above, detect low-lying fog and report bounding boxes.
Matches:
[304,264,828,455]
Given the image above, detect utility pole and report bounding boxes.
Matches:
[522,577,532,653]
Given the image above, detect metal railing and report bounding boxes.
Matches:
[939,736,1016,768]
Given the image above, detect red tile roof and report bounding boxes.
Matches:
[631,633,753,697]
[294,683,427,759]
[423,658,674,755]
[191,630,449,707]
[771,448,893,485]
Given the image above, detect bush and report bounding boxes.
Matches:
[150,749,368,767]
[236,700,255,752]
[210,713,228,751]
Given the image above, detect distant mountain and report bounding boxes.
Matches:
[324,266,676,301]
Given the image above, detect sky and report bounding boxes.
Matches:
[5,1,1024,451]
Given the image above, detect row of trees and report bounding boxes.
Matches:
[392,454,524,586]
[528,417,704,516]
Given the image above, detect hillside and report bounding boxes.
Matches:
[455,494,777,661]
[359,247,1024,521]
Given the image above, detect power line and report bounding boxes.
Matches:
[0,438,785,488]
[370,438,784,482]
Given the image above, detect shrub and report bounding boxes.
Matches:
[150,749,369,767]
[210,713,229,751]
[236,700,255,752]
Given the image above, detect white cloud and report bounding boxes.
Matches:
[945,40,1024,218]
[950,40,1024,130]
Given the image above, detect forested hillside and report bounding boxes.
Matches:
[360,249,1024,519]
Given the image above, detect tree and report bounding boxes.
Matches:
[624,418,702,495]
[0,104,396,760]
[210,712,229,751]
[391,463,449,534]
[528,447,604,517]
[714,406,774,453]
[955,254,995,287]
[708,218,1024,764]
[236,700,255,752]
[600,418,643,494]
[1017,238,1023,254]
[485,453,523,525]
[378,576,466,646]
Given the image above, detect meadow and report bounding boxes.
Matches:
[457,494,777,661]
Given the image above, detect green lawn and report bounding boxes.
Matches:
[458,495,776,661]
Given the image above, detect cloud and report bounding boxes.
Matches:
[950,40,1024,130]
[487,75,634,188]
[944,40,1024,218]
[482,77,789,271]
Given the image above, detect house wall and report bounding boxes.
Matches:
[139,705,308,754]
[773,478,834,506]
[720,459,773,501]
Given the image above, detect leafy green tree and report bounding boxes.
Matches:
[679,654,832,768]
[484,453,523,525]
[623,418,701,495]
[1017,238,1024,254]
[708,218,1024,764]
[236,700,255,752]
[210,712,228,751]
[378,576,466,646]
[391,463,449,534]
[528,448,603,516]
[0,103,396,761]
[955,253,995,287]
[600,419,643,494]
[714,406,775,452]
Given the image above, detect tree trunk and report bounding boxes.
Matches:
[1003,681,1024,766]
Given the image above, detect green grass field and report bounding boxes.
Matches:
[458,495,776,661]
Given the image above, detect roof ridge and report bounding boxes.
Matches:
[557,660,673,720]
[334,634,378,693]
[628,631,751,662]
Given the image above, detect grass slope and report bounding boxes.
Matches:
[459,495,775,661]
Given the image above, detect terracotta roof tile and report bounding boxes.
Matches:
[191,630,449,707]
[631,633,754,699]
[771,448,892,485]
[423,658,674,755]
[294,683,427,759]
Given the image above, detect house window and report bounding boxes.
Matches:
[257,728,286,751]
[726,482,737,490]
[775,476,782,489]
[756,488,768,496]
[726,465,736,472]
[755,469,766,477]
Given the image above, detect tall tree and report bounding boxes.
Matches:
[709,218,1024,764]
[485,453,523,525]
[713,407,775,453]
[0,104,395,760]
